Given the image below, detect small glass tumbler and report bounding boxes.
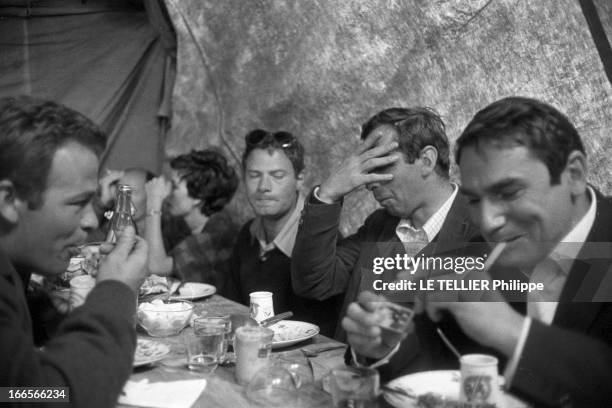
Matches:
[204,314,231,364]
[185,317,225,373]
[329,367,380,408]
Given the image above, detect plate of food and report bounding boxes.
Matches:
[139,275,170,298]
[169,282,216,301]
[268,320,320,349]
[133,338,170,367]
[383,370,528,408]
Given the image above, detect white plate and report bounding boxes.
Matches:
[133,338,170,367]
[383,370,528,408]
[268,320,320,349]
[169,282,216,301]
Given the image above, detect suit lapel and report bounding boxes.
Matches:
[422,193,477,257]
[554,190,612,331]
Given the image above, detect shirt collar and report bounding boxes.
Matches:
[548,186,597,275]
[395,183,459,241]
[249,194,305,257]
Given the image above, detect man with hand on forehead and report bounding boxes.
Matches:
[0,96,148,408]
[292,107,478,343]
[343,97,612,407]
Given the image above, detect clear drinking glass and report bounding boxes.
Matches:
[185,317,225,373]
[204,314,231,364]
[274,353,315,389]
[246,364,298,407]
[371,301,414,348]
[329,367,380,408]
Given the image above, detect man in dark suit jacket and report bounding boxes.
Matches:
[292,107,479,341]
[344,97,612,407]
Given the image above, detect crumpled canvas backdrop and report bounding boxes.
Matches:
[172,1,612,232]
[0,0,174,174]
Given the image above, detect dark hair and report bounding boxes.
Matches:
[455,97,585,184]
[170,149,238,216]
[0,96,107,209]
[361,107,450,179]
[242,129,305,176]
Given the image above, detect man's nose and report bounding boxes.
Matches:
[81,202,99,232]
[477,199,506,237]
[257,175,272,192]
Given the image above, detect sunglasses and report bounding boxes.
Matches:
[245,129,295,148]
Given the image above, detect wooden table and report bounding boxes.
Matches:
[122,295,347,408]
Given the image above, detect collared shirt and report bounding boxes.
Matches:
[249,194,305,258]
[355,184,459,369]
[395,183,459,244]
[505,186,597,384]
[528,186,597,321]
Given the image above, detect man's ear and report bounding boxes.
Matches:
[0,180,21,225]
[419,146,438,176]
[296,170,305,191]
[563,150,588,195]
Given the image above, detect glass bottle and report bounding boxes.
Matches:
[105,184,137,243]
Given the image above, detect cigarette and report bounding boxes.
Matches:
[482,242,507,272]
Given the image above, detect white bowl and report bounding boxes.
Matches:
[138,299,194,337]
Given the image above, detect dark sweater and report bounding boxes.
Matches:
[224,221,342,337]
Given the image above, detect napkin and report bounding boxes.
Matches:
[119,379,207,408]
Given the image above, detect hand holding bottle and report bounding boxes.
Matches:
[97,226,148,293]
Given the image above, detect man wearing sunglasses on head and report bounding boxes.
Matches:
[224,130,342,336]
[292,107,479,350]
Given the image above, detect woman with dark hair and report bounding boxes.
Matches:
[144,149,239,286]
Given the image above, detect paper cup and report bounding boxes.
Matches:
[249,291,274,323]
[459,354,500,405]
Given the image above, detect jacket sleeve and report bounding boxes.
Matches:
[291,192,364,300]
[510,316,612,407]
[1,278,137,408]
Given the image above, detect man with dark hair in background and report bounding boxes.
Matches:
[343,97,612,406]
[292,107,479,345]
[224,130,341,336]
[0,96,148,407]
[144,149,239,286]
